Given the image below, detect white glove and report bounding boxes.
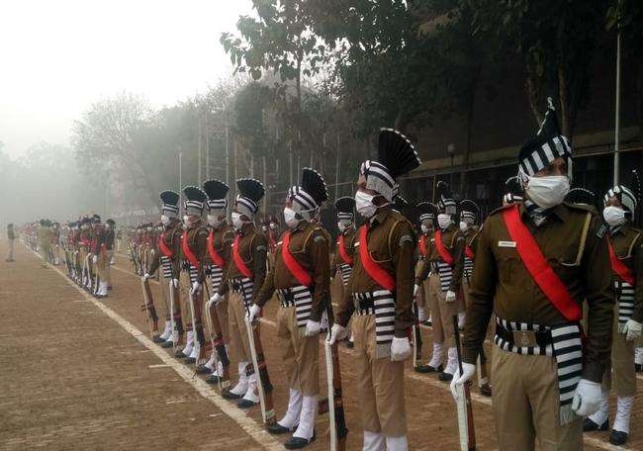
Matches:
[450,362,476,401]
[328,323,348,345]
[207,293,222,309]
[571,379,603,417]
[247,304,261,324]
[390,336,411,362]
[190,281,201,295]
[305,320,321,337]
[172,278,179,288]
[92,255,98,264]
[623,319,642,342]
[413,284,420,297]
[141,273,150,282]
[445,290,457,303]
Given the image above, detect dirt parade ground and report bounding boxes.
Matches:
[1,240,641,451]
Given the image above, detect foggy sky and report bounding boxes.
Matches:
[0,0,253,158]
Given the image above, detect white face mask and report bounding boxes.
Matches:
[161,215,170,226]
[459,221,469,232]
[420,224,429,234]
[603,206,626,227]
[437,214,452,230]
[355,190,377,218]
[207,214,221,228]
[231,212,244,231]
[269,223,276,230]
[284,207,300,229]
[525,175,570,209]
[337,222,346,233]
[182,215,189,228]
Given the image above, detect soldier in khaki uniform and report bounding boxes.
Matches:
[333,197,357,348]
[6,223,15,262]
[144,191,182,346]
[210,178,267,409]
[247,168,329,449]
[413,202,437,326]
[458,199,491,396]
[104,219,115,289]
[413,182,465,381]
[453,102,615,451]
[200,179,234,384]
[330,128,421,451]
[584,180,641,445]
[175,186,209,366]
[91,215,109,298]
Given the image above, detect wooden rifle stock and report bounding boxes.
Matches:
[452,315,476,451]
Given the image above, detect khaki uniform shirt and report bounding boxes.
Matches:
[336,208,415,338]
[255,221,331,322]
[217,223,267,300]
[204,224,234,271]
[463,202,615,382]
[181,220,209,284]
[148,220,181,277]
[414,223,465,292]
[332,227,357,269]
[610,223,643,322]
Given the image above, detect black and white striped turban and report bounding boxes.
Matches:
[207,199,227,211]
[235,195,258,219]
[359,160,398,202]
[604,185,637,214]
[160,191,180,217]
[287,186,319,221]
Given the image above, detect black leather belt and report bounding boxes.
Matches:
[351,292,375,314]
[495,322,553,349]
[277,289,295,308]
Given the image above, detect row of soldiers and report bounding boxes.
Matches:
[55,101,641,450]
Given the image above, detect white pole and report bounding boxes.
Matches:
[334,133,340,200]
[613,22,622,185]
[179,150,183,217]
[225,114,230,217]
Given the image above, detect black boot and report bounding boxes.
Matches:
[284,431,316,449]
[583,417,609,432]
[610,430,628,446]
[237,398,259,409]
[161,340,174,349]
[196,364,213,375]
[415,364,443,374]
[206,374,221,385]
[267,422,297,435]
[438,371,454,382]
[152,335,165,343]
[222,388,242,400]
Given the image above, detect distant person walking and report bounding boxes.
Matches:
[6,223,16,262]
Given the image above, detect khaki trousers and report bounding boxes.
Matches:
[602,302,636,396]
[276,306,319,396]
[352,314,406,437]
[159,276,173,321]
[104,250,113,284]
[428,273,458,347]
[96,252,107,280]
[492,347,582,451]
[6,239,14,260]
[228,291,252,364]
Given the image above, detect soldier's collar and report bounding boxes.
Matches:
[370,207,392,227]
[292,220,309,233]
[519,201,569,223]
[610,223,630,236]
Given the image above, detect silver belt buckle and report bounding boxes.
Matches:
[513,330,537,347]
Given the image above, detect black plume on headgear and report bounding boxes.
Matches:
[394,195,408,209]
[237,178,265,203]
[503,176,524,204]
[459,200,479,223]
[335,197,355,220]
[301,168,329,206]
[378,129,422,178]
[203,179,229,210]
[565,188,596,207]
[437,181,456,213]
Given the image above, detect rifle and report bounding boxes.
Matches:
[324,302,348,451]
[452,315,476,451]
[241,283,276,427]
[187,281,200,371]
[203,282,231,389]
[141,278,159,339]
[168,278,177,353]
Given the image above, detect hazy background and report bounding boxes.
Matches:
[0,0,251,223]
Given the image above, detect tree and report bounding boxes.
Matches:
[467,0,610,139]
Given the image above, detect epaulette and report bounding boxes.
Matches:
[488,204,514,216]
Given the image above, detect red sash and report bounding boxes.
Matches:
[434,230,454,265]
[158,231,174,259]
[465,245,475,260]
[607,239,635,286]
[358,225,395,291]
[232,235,253,278]
[418,235,428,257]
[282,231,313,287]
[207,230,225,268]
[502,205,581,321]
[181,232,199,269]
[338,234,354,266]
